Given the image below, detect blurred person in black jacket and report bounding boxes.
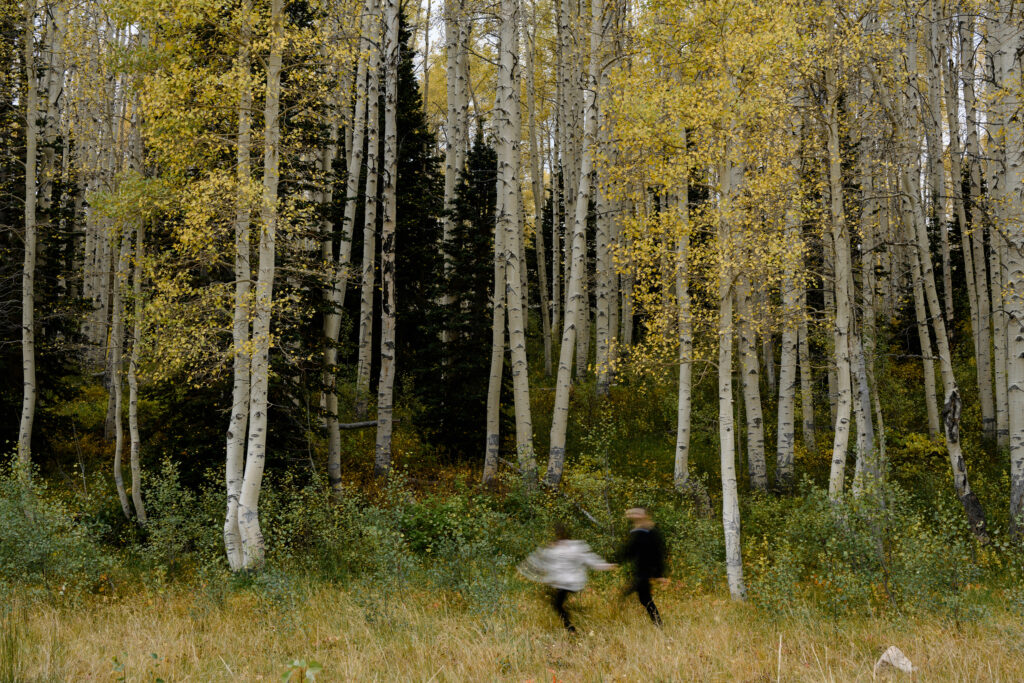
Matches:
[617,507,666,626]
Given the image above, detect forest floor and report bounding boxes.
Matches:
[4,579,1021,681]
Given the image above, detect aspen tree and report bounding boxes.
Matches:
[18,0,39,480]
[737,274,767,491]
[497,0,538,483]
[798,285,815,452]
[374,0,400,477]
[958,13,995,441]
[825,68,854,500]
[225,0,253,571]
[776,129,802,489]
[987,1,1024,533]
[110,228,132,520]
[871,64,988,537]
[719,154,746,600]
[128,220,147,524]
[943,14,994,438]
[525,5,553,377]
[673,181,694,491]
[356,3,382,419]
[238,0,285,568]
[327,0,370,479]
[545,0,604,486]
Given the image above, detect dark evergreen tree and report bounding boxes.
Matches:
[437,129,498,457]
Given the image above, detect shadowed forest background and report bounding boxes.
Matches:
[2,0,1024,678]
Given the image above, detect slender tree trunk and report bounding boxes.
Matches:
[944,20,995,439]
[674,183,693,491]
[526,12,551,379]
[776,170,801,489]
[481,202,506,485]
[737,275,766,492]
[327,4,370,482]
[498,0,537,484]
[908,217,942,437]
[128,222,146,524]
[545,0,603,486]
[826,74,854,500]
[720,158,745,601]
[356,6,382,420]
[798,285,815,453]
[373,0,400,477]
[111,230,132,521]
[18,0,39,481]
[238,0,284,569]
[960,14,996,441]
[594,65,614,396]
[989,4,1024,533]
[225,1,252,570]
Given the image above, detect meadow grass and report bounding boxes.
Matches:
[3,578,1021,682]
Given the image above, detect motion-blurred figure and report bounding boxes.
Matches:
[618,507,666,626]
[519,523,616,633]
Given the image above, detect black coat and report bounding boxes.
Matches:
[618,526,666,580]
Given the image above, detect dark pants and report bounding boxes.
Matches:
[625,577,662,626]
[552,589,577,632]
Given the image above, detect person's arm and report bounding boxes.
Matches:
[581,544,616,571]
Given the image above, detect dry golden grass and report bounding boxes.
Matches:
[4,580,1022,682]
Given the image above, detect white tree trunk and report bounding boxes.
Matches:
[328,1,374,482]
[356,6,382,420]
[737,275,766,492]
[826,74,853,500]
[128,221,147,524]
[960,14,996,441]
[776,172,800,489]
[674,184,693,492]
[111,229,132,520]
[373,0,400,477]
[238,0,284,569]
[498,0,537,483]
[526,9,552,378]
[989,3,1024,532]
[798,285,815,453]
[224,0,253,571]
[482,201,506,485]
[719,158,745,601]
[544,0,603,486]
[18,0,39,480]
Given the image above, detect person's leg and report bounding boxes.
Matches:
[551,589,576,632]
[636,578,662,626]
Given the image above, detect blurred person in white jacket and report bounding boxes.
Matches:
[519,523,616,632]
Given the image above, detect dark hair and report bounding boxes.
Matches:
[553,523,570,540]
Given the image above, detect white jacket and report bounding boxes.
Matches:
[519,539,614,591]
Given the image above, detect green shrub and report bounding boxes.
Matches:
[0,460,113,597]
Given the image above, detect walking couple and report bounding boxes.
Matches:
[519,507,666,633]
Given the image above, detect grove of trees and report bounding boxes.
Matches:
[2,0,1023,600]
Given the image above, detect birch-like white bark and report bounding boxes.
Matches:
[111,229,132,520]
[988,3,1024,532]
[673,183,693,492]
[18,0,39,480]
[525,9,553,377]
[737,275,766,491]
[239,0,284,568]
[545,0,603,486]
[224,0,253,571]
[960,14,996,441]
[498,0,538,483]
[719,158,745,601]
[826,72,853,500]
[128,221,146,524]
[373,0,400,477]
[356,4,382,419]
